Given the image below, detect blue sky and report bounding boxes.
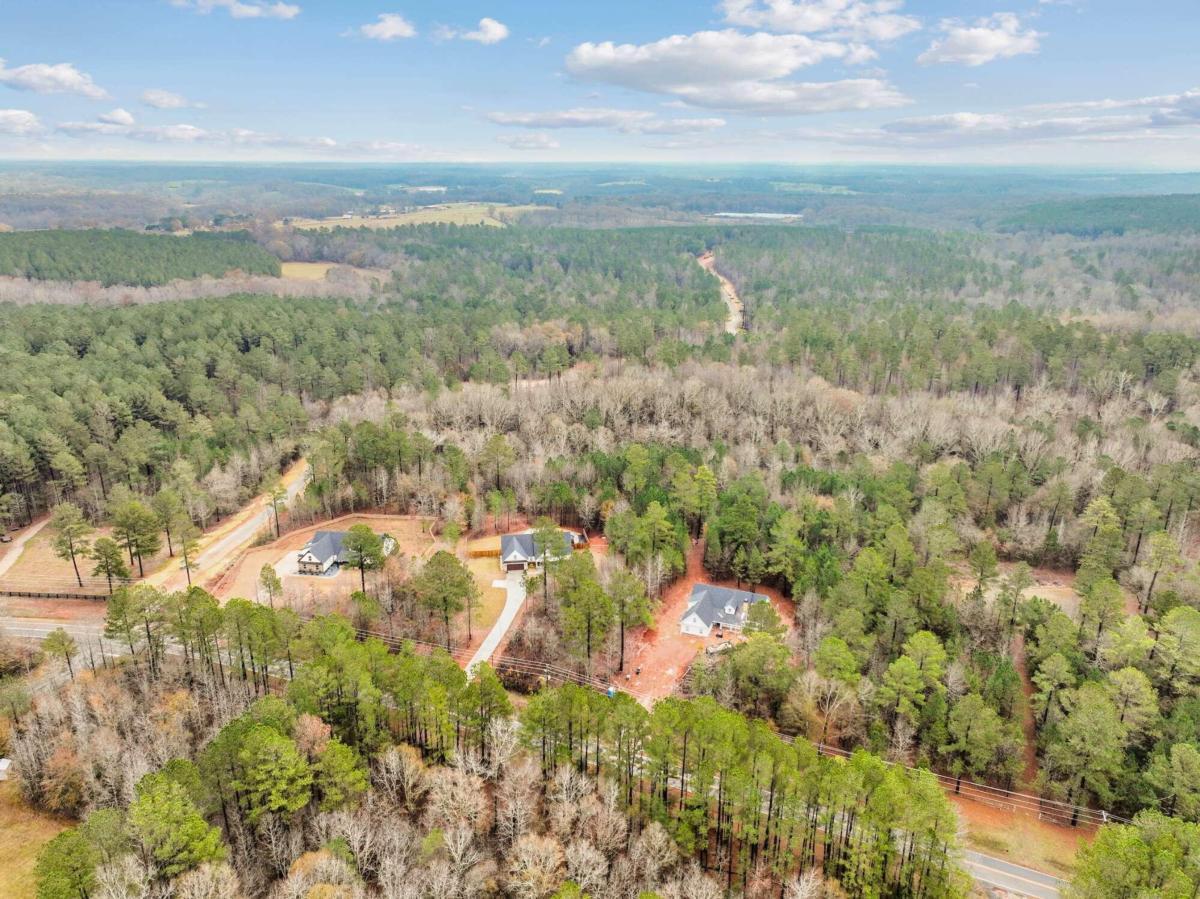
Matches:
[0,0,1197,166]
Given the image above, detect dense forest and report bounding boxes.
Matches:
[4,208,1200,897]
[1000,194,1200,236]
[12,600,967,899]
[0,230,280,286]
[5,223,1199,528]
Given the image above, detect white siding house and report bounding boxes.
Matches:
[679,584,769,638]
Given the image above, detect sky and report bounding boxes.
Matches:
[0,0,1198,167]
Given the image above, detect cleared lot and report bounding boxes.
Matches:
[620,539,794,701]
[210,515,437,603]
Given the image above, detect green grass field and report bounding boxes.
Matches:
[0,780,68,894]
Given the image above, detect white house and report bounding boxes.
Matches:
[680,584,769,638]
[297,530,350,576]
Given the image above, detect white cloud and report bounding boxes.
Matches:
[62,121,339,149]
[720,0,920,42]
[489,107,726,134]
[497,132,560,150]
[344,139,430,157]
[225,128,334,149]
[50,113,437,159]
[1033,88,1200,129]
[61,108,137,135]
[58,120,130,136]
[793,87,1200,151]
[172,0,300,20]
[565,30,907,115]
[568,31,845,89]
[0,109,41,135]
[490,107,654,129]
[356,13,417,41]
[0,59,108,99]
[99,108,135,126]
[1027,87,1200,115]
[682,77,906,113]
[877,111,1153,145]
[635,117,727,134]
[141,88,204,109]
[128,123,213,143]
[463,17,510,45]
[918,13,1042,66]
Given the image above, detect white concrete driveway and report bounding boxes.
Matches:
[467,570,526,675]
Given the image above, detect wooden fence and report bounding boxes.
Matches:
[0,587,110,601]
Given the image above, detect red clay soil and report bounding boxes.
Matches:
[949,790,1090,872]
[1011,631,1041,787]
[620,537,795,701]
[0,596,107,622]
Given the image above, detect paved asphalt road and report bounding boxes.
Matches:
[148,459,310,591]
[964,850,1065,898]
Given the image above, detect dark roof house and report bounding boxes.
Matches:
[680,584,769,636]
[499,531,578,571]
[297,530,349,575]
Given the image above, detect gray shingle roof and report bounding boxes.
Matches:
[301,530,348,566]
[684,584,768,629]
[500,531,575,563]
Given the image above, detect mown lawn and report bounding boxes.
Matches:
[0,779,69,894]
[466,556,509,635]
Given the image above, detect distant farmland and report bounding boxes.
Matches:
[279,261,336,280]
[287,202,551,230]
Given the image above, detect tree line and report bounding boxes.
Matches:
[18,600,968,898]
[0,229,280,286]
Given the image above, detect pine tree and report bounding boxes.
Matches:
[42,627,78,681]
[129,777,225,879]
[50,502,92,588]
[89,536,130,594]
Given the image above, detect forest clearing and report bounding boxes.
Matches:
[209,513,439,605]
[285,202,551,230]
[621,539,795,701]
[279,261,336,279]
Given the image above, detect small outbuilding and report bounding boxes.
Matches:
[0,758,11,781]
[680,584,769,638]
